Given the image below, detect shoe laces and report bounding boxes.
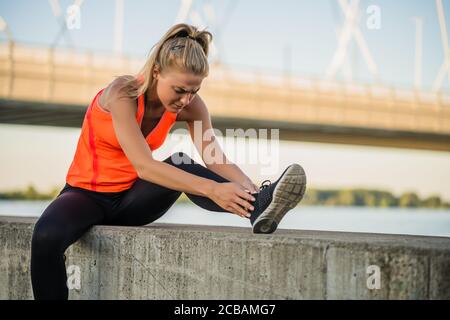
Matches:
[253,180,273,213]
[259,180,272,190]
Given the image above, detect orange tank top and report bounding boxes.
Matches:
[66,87,178,192]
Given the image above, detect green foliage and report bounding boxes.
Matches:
[398,192,420,208]
[421,195,442,208]
[0,184,60,200]
[301,187,448,208]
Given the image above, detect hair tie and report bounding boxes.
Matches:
[170,44,186,51]
[169,35,197,51]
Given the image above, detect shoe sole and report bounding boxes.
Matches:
[253,164,307,234]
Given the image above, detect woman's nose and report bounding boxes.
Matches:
[180,93,193,105]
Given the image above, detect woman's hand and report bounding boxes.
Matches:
[241,178,259,194]
[209,182,256,218]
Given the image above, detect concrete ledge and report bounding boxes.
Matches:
[1,216,449,299]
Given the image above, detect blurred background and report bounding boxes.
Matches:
[0,0,449,236]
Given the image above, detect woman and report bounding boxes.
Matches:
[30,23,306,300]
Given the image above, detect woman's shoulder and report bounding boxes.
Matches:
[99,75,139,112]
[178,94,209,122]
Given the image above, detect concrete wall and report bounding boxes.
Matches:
[1,216,449,300]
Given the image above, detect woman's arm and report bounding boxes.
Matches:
[207,161,259,193]
[106,78,254,217]
[186,95,259,194]
[105,78,213,196]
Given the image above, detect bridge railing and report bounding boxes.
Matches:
[1,41,449,135]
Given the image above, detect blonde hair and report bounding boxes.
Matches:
[115,23,212,99]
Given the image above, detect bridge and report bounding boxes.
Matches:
[1,42,449,151]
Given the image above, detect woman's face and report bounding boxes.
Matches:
[154,68,204,114]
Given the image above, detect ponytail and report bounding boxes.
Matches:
[114,23,212,100]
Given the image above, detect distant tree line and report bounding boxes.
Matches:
[0,185,61,200]
[0,184,449,209]
[302,188,450,208]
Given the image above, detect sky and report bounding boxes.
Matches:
[0,0,450,200]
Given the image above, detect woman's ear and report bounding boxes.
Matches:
[153,65,160,80]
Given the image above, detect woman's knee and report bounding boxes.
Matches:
[165,152,196,166]
[31,219,67,256]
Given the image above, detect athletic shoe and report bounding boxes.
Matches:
[250,164,307,234]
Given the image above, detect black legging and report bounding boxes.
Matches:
[30,152,232,300]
